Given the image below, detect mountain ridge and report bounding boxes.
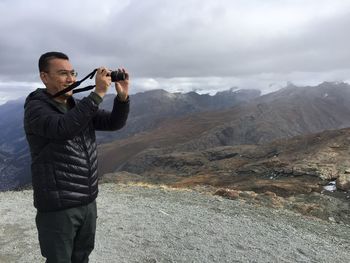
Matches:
[98,82,350,174]
[0,87,260,190]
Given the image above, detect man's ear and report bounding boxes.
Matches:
[40,72,48,84]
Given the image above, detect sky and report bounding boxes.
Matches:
[1,0,350,104]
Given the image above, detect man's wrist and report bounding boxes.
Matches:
[117,94,128,102]
[89,92,103,105]
[117,94,129,103]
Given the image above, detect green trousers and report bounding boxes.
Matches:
[35,200,97,263]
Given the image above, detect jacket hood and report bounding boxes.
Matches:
[24,88,76,110]
[24,88,51,108]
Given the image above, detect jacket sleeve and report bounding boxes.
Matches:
[24,96,100,140]
[92,95,130,131]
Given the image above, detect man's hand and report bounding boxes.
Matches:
[94,67,111,98]
[114,68,129,101]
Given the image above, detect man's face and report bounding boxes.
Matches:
[40,58,77,99]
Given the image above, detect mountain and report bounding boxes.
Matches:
[0,88,260,191]
[98,82,350,174]
[102,124,350,223]
[175,81,350,150]
[0,99,27,154]
[117,127,350,190]
[96,88,261,142]
[0,99,31,190]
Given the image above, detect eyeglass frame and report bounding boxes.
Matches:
[43,69,78,78]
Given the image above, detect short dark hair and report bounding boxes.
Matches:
[38,51,69,72]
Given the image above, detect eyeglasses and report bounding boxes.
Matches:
[44,70,78,78]
[56,70,78,78]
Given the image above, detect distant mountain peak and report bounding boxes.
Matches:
[318,81,350,88]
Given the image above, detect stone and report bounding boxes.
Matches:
[214,188,240,199]
[336,174,350,191]
[293,163,338,180]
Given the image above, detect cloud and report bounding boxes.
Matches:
[0,0,350,102]
[0,81,41,105]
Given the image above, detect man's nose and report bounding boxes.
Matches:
[66,74,75,82]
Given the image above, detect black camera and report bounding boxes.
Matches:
[110,70,126,82]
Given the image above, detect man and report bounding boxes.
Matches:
[23,51,130,262]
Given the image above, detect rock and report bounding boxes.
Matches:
[239,191,258,199]
[328,216,336,223]
[336,174,350,191]
[292,163,338,180]
[292,203,320,215]
[263,191,277,198]
[214,188,240,199]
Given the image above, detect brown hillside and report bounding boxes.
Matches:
[99,82,350,175]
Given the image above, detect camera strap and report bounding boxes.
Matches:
[51,69,97,98]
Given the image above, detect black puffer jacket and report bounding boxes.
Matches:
[23,89,129,212]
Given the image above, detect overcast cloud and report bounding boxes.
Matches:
[1,0,350,103]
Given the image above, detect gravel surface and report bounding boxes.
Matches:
[1,183,349,263]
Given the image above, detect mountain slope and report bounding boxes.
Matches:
[98,82,350,174]
[96,88,260,142]
[178,82,350,150]
[0,99,30,190]
[119,127,350,186]
[0,88,260,190]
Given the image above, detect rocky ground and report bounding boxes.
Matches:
[104,128,350,225]
[101,170,350,225]
[1,183,350,263]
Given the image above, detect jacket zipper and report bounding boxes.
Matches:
[81,132,92,199]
